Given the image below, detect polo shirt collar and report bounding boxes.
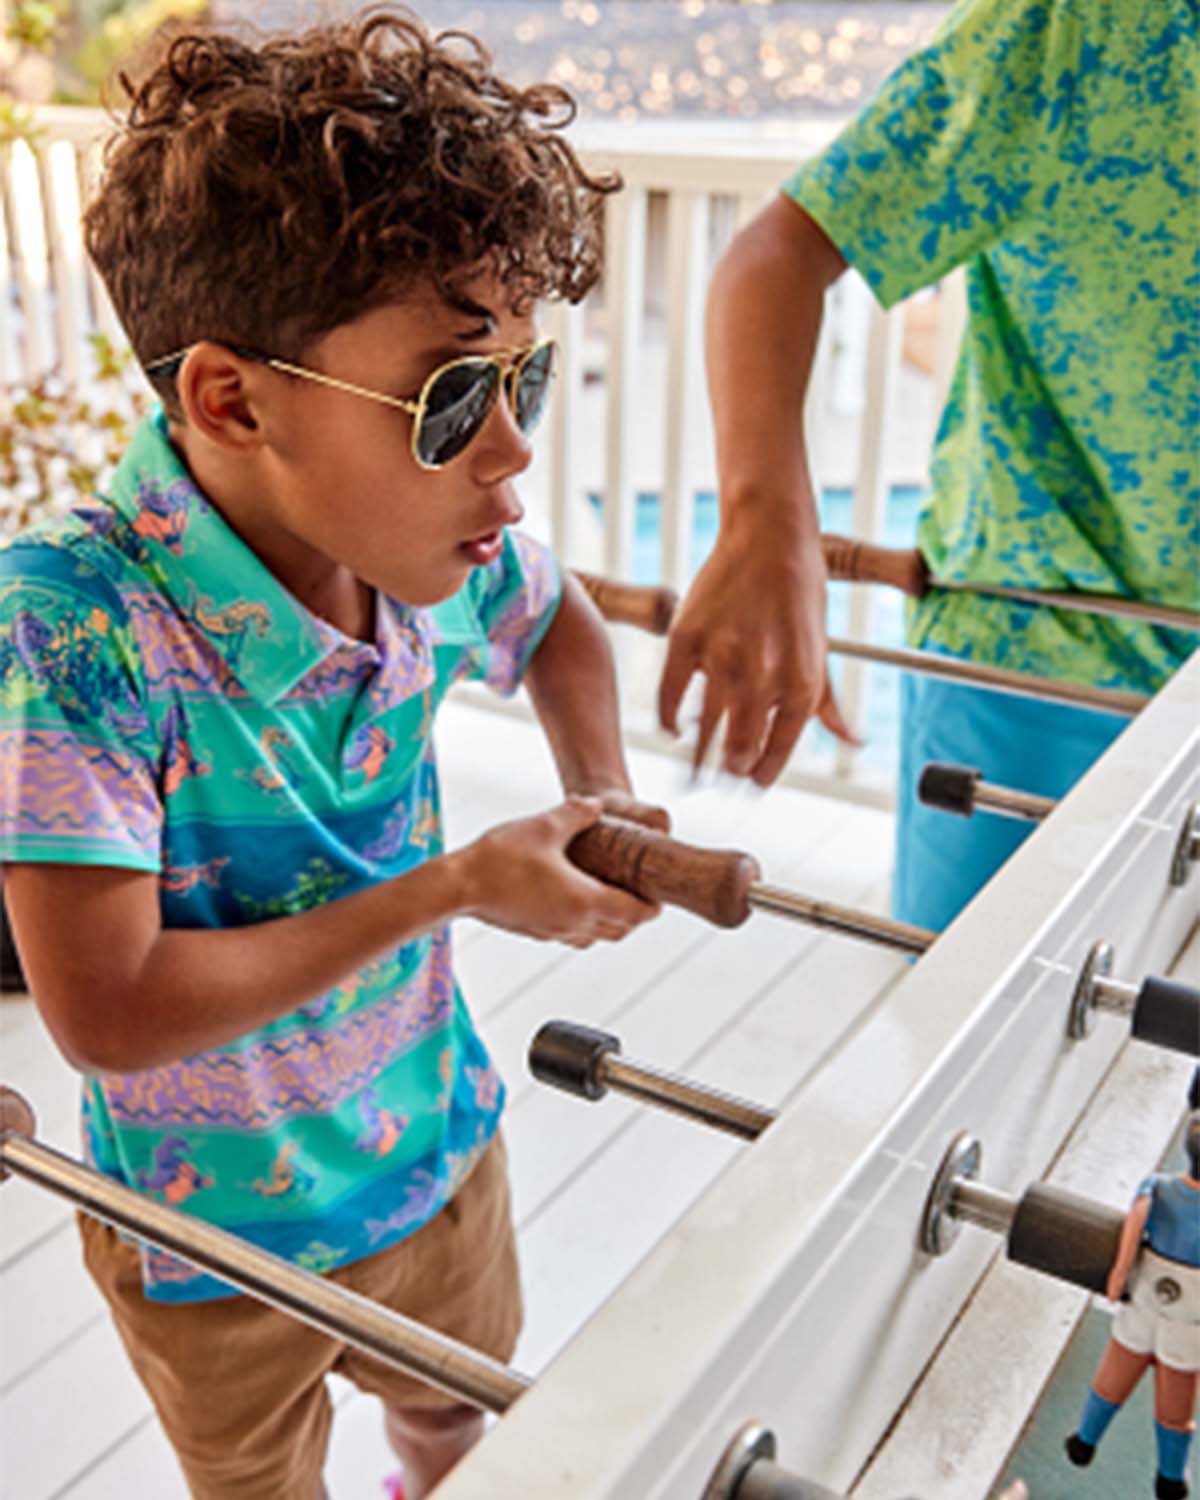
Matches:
[106,409,357,704]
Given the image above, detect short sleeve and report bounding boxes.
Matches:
[783,0,1083,307]
[463,530,562,697]
[0,562,163,869]
[1133,1175,1158,1202]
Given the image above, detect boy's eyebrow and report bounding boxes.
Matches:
[454,318,498,343]
[406,319,518,368]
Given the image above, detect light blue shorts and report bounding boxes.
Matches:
[893,672,1128,933]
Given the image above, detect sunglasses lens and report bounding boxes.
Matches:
[513,342,556,434]
[417,361,501,467]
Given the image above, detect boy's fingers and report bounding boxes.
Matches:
[587,880,660,928]
[554,795,603,837]
[597,791,671,834]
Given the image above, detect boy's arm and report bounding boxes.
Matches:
[524,572,669,831]
[4,794,653,1075]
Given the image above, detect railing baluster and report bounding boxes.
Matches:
[734,189,764,233]
[79,137,126,349]
[547,296,586,564]
[660,188,709,592]
[602,185,647,581]
[39,140,92,386]
[7,140,56,379]
[835,295,902,778]
[0,162,19,384]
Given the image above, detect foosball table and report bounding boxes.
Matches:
[2,590,1197,1500]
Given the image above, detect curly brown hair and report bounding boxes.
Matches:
[83,5,619,411]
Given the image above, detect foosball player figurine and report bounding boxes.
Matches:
[1066,1112,1200,1498]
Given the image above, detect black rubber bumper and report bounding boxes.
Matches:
[917,762,981,817]
[1130,977,1200,1056]
[1006,1183,1124,1295]
[528,1020,621,1101]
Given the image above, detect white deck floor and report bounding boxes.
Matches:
[0,694,905,1500]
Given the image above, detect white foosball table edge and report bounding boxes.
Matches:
[435,652,1199,1500]
[854,968,1198,1500]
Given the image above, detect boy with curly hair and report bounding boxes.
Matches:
[0,9,664,1497]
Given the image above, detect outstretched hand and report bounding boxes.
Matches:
[657,519,857,786]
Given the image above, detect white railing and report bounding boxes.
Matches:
[0,106,126,385]
[1,107,966,796]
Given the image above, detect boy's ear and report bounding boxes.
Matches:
[175,343,266,451]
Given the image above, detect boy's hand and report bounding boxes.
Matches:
[456,796,660,947]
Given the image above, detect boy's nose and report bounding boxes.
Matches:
[471,392,535,485]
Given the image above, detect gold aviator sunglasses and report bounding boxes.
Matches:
[144,339,558,471]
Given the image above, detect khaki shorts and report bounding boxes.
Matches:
[79,1132,522,1500]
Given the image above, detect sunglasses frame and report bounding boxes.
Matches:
[144,338,557,471]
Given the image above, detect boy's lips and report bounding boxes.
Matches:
[458,529,504,567]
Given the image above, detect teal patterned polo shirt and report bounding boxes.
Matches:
[785,0,1198,694]
[0,408,561,1302]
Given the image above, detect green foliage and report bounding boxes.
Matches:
[0,334,149,539]
[0,93,43,144]
[5,2,62,54]
[72,0,208,100]
[1,0,209,118]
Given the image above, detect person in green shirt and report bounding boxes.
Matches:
[659,0,1197,930]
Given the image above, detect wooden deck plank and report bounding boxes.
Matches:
[0,1318,154,1500]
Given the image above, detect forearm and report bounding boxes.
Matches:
[524,573,632,795]
[706,193,845,534]
[20,854,473,1074]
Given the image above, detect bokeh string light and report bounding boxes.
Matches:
[214,3,945,121]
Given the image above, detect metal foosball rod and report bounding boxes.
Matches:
[572,572,1150,718]
[528,1029,1140,1302]
[0,1088,530,1416]
[530,1021,775,1141]
[0,1087,959,1500]
[920,1130,1128,1296]
[818,532,1200,636]
[567,818,1200,1056]
[922,766,1200,892]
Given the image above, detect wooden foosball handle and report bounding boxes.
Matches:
[573,537,927,642]
[819,535,930,596]
[573,571,679,636]
[568,816,761,929]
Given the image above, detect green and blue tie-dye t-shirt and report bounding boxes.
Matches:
[0,408,561,1302]
[784,0,1198,694]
